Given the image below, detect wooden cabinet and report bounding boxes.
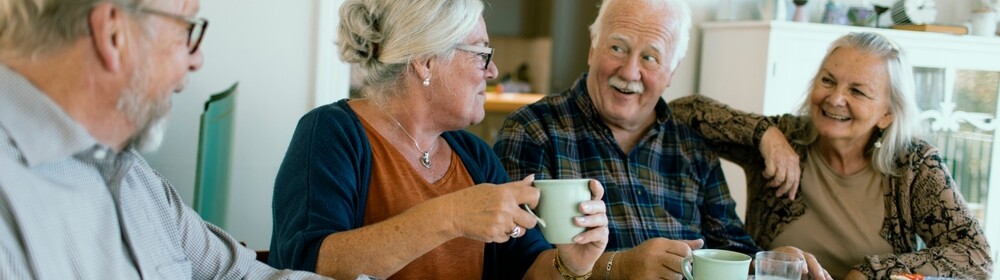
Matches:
[699,21,1000,266]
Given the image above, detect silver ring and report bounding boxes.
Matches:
[509,226,521,237]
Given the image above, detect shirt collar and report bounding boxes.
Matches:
[572,73,673,126]
[0,64,101,167]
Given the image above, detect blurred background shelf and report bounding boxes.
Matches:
[468,92,545,144]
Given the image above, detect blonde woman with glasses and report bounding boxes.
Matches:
[268,0,609,279]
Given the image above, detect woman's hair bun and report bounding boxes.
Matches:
[338,0,385,65]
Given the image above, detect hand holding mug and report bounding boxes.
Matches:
[681,248,751,280]
[534,179,609,275]
[440,175,540,243]
[616,238,704,279]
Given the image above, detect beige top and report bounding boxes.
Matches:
[769,147,894,279]
[670,95,993,279]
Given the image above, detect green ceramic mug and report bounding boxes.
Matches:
[532,179,592,244]
[681,249,751,280]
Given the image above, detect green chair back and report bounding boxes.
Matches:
[194,83,237,229]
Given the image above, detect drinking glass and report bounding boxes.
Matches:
[754,251,804,280]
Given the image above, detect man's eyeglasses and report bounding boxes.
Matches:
[137,8,209,54]
[455,44,493,71]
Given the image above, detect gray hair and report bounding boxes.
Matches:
[797,32,922,176]
[0,0,152,58]
[588,0,691,71]
[338,0,483,103]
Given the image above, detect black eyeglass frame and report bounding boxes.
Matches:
[137,7,209,54]
[455,44,494,71]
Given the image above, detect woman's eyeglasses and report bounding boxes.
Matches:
[455,44,493,71]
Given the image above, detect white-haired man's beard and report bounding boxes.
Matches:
[117,70,172,153]
[608,76,644,94]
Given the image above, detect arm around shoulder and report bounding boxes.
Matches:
[669,95,771,147]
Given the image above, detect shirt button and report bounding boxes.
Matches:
[93,149,107,160]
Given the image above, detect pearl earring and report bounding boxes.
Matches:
[423,77,430,86]
[873,128,884,149]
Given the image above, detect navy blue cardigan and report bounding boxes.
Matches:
[268,100,550,279]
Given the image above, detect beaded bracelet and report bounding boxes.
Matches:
[553,249,593,280]
[605,251,619,280]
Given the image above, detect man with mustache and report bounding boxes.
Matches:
[494,0,759,278]
[0,0,329,278]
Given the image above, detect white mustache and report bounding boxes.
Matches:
[608,76,644,94]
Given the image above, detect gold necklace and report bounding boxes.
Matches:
[381,108,437,169]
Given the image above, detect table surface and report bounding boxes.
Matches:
[484,92,545,113]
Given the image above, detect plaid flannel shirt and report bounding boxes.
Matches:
[493,75,759,254]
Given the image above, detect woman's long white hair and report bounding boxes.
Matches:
[797,32,923,176]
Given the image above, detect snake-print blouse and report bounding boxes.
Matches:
[669,95,992,279]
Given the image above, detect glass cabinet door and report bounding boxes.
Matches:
[914,67,1000,258]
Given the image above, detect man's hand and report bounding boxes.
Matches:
[614,238,704,280]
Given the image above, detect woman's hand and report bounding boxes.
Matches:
[614,238,704,280]
[771,246,833,280]
[553,179,609,275]
[439,175,541,243]
[760,127,802,200]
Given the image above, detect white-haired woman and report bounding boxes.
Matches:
[268,0,608,279]
[670,32,991,279]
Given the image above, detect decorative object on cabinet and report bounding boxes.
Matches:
[757,0,787,21]
[890,0,936,25]
[848,6,876,27]
[970,7,997,37]
[792,0,808,22]
[699,23,1000,276]
[891,24,968,35]
[821,0,848,25]
[872,1,892,28]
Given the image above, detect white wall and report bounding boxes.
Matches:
[142,0,982,251]
[144,0,348,250]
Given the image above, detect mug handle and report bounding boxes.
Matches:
[681,255,695,280]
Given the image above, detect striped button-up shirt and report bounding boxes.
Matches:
[0,64,327,279]
[493,75,759,254]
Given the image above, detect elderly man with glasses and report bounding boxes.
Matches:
[0,0,328,279]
